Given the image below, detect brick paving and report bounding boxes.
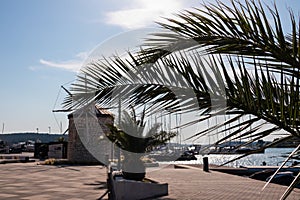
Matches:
[0,162,299,199]
[147,165,300,200]
[0,163,107,200]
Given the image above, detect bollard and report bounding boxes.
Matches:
[203,157,209,172]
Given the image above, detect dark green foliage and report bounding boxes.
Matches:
[106,109,176,154]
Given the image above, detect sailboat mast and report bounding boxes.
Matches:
[60,122,63,134]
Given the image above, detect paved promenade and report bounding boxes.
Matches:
[0,163,107,200]
[0,162,299,199]
[148,165,300,200]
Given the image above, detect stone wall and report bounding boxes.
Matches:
[67,107,114,164]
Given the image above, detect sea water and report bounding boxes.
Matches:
[171,148,297,167]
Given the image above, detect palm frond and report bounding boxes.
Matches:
[62,0,299,183]
[63,0,300,197]
[142,0,300,78]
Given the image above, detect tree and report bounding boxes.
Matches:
[106,107,176,181]
[64,0,299,198]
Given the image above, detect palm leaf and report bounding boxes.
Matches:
[63,1,300,197]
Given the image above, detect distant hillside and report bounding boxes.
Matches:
[272,136,300,148]
[0,133,68,145]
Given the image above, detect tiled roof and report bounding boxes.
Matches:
[95,104,114,116]
[68,104,114,118]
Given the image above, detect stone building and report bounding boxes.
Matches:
[67,105,114,164]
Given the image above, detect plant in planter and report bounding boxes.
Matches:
[106,108,176,181]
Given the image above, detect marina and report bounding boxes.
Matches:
[160,148,299,168]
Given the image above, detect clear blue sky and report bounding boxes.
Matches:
[0,0,299,133]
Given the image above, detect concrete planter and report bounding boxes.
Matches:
[122,157,146,181]
[111,173,168,200]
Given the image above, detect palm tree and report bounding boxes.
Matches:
[106,107,176,181]
[64,0,299,198]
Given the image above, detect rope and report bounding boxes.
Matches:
[52,79,75,134]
